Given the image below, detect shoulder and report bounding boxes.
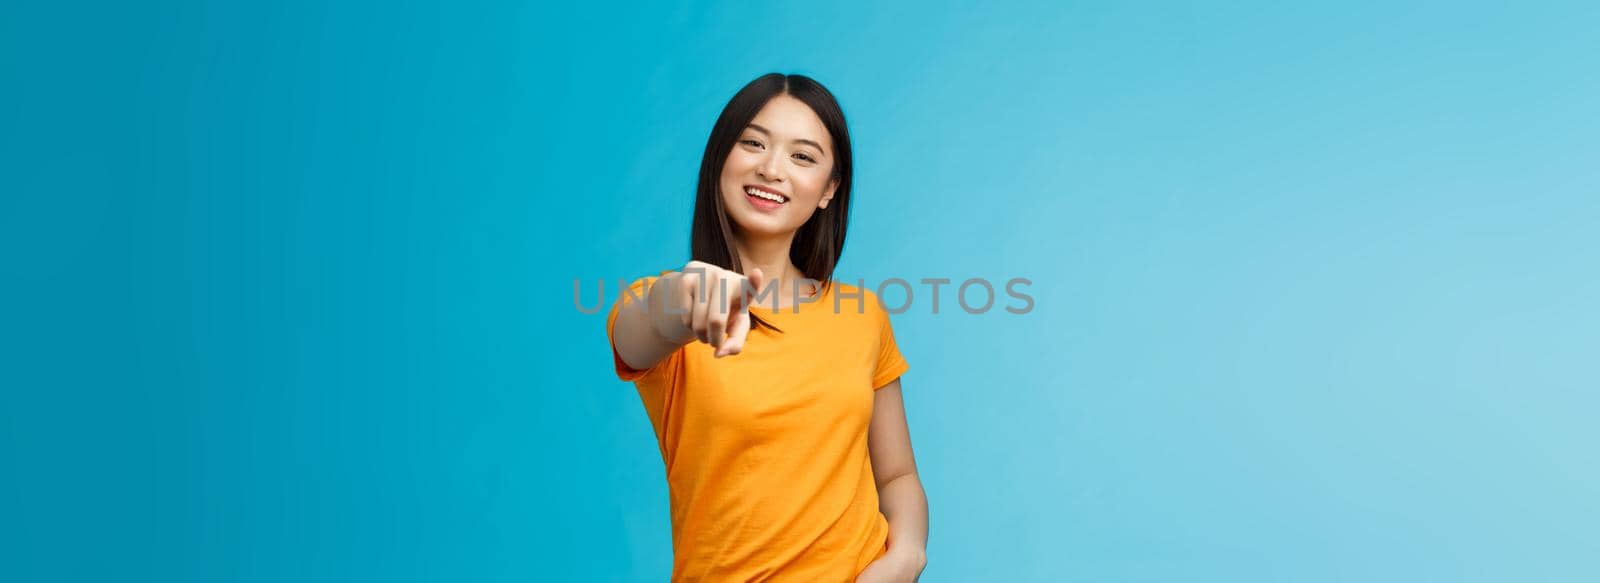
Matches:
[833,279,868,298]
[828,278,892,321]
[607,269,674,320]
[621,268,677,295]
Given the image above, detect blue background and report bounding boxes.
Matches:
[4,1,1598,581]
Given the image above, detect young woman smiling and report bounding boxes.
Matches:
[607,73,929,582]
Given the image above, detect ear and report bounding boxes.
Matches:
[817,177,839,209]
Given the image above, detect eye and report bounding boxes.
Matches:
[740,139,763,149]
[793,152,816,163]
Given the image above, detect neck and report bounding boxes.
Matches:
[732,231,809,301]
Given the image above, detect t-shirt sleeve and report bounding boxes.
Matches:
[606,275,681,383]
[870,297,910,389]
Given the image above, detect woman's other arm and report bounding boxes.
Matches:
[857,379,928,582]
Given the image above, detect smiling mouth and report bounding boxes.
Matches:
[744,186,789,204]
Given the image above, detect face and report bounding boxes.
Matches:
[719,94,839,239]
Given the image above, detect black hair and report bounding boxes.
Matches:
[689,73,853,331]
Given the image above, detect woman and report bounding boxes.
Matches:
[606,73,929,582]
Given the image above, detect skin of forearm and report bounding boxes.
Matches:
[613,273,690,370]
[877,472,929,562]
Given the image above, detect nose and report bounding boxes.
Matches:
[755,153,783,182]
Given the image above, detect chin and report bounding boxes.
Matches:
[730,215,795,238]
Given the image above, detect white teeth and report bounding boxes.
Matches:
[745,187,786,203]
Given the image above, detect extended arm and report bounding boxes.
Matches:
[612,262,766,370]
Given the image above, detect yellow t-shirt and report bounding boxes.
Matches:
[606,275,910,581]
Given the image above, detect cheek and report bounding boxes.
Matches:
[718,162,745,198]
[790,171,830,203]
[722,151,758,178]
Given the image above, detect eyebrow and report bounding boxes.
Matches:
[746,124,826,157]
